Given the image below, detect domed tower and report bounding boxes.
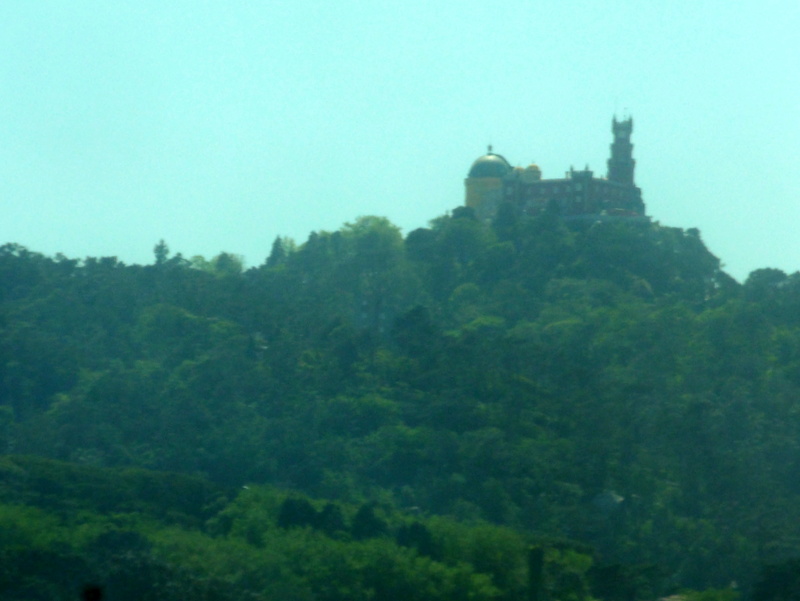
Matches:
[464,146,511,219]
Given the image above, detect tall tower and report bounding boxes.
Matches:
[607,116,636,185]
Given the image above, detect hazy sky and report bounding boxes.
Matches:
[1,1,797,280]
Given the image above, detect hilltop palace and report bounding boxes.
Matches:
[465,117,646,220]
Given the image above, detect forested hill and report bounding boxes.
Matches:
[4,206,800,597]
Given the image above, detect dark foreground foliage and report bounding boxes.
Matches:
[0,454,613,601]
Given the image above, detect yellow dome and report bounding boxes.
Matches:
[522,163,542,182]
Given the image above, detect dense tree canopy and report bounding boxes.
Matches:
[1,211,800,598]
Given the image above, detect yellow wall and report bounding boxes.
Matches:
[465,177,503,211]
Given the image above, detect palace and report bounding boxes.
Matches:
[465,117,645,220]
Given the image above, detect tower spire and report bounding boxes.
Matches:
[607,116,635,185]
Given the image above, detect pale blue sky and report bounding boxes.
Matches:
[1,1,798,280]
